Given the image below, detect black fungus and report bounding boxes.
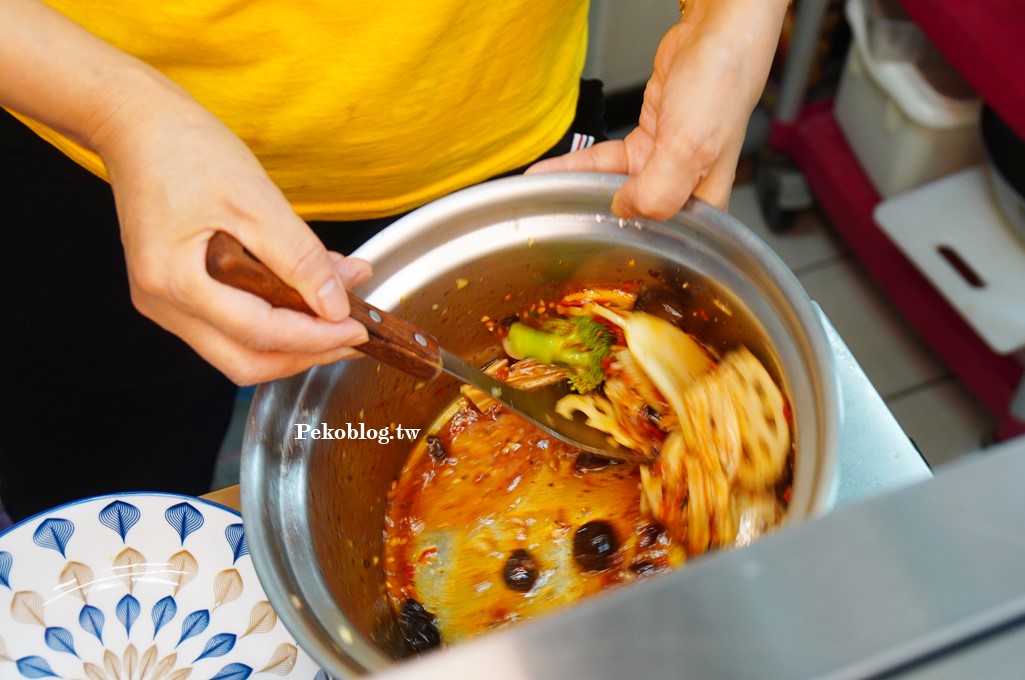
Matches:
[634,287,691,328]
[774,454,795,509]
[502,549,540,592]
[399,598,442,654]
[574,452,620,473]
[426,435,446,462]
[573,520,619,572]
[642,404,662,428]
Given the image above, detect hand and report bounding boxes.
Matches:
[1,1,371,384]
[528,0,787,217]
[93,85,372,385]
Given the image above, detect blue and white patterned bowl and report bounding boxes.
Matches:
[0,493,327,680]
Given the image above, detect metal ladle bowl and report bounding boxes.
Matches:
[240,173,841,678]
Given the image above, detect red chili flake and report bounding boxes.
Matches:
[496,366,510,381]
[783,396,794,429]
[418,547,437,564]
[783,486,793,504]
[402,564,416,580]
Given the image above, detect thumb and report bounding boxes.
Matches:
[239,215,350,322]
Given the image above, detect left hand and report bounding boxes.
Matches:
[528,0,788,217]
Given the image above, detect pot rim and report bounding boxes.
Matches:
[242,172,842,677]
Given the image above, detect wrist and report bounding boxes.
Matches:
[87,63,211,177]
[87,64,177,156]
[680,0,792,14]
[681,0,791,29]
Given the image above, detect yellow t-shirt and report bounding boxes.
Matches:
[12,1,588,219]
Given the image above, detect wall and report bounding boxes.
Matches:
[584,0,680,93]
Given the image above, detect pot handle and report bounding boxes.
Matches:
[205,231,443,380]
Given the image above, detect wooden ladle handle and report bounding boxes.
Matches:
[205,231,442,380]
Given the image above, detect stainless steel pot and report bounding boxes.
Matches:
[240,173,841,678]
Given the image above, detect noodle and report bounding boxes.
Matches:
[383,284,793,649]
[636,347,790,547]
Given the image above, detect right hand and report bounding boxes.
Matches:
[528,0,789,217]
[92,85,372,385]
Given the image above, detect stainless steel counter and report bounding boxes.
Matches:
[375,437,1025,680]
[822,309,932,506]
[371,311,998,680]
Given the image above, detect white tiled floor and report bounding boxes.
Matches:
[728,183,997,469]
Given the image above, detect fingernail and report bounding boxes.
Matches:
[611,193,626,217]
[316,276,348,321]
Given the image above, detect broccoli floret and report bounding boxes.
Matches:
[504,316,613,393]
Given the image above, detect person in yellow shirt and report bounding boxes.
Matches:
[0,0,790,521]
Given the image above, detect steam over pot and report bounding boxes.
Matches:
[240,173,841,677]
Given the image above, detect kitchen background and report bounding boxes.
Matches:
[211,0,1022,491]
[1,2,1016,528]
